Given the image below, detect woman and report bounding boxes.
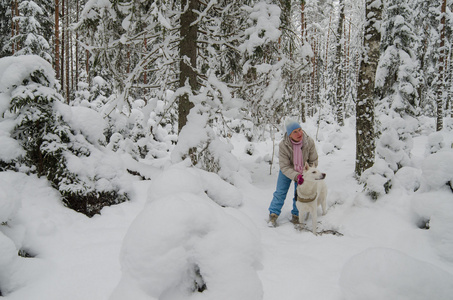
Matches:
[268,119,318,227]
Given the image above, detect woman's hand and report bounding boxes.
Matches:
[297,174,304,185]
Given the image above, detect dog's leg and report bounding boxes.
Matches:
[311,206,317,235]
[319,182,327,216]
[296,202,305,231]
[296,202,305,224]
[321,197,327,216]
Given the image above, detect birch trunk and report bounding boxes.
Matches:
[436,0,446,131]
[355,0,382,177]
[335,0,345,126]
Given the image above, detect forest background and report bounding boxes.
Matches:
[1,0,452,215]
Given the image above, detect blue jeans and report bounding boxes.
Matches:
[269,170,299,216]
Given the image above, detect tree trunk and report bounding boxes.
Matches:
[14,0,19,52]
[311,37,316,118]
[355,0,382,177]
[447,46,453,118]
[178,0,199,133]
[335,0,345,126]
[86,49,89,77]
[75,0,79,89]
[436,0,446,131]
[11,0,15,54]
[65,0,70,103]
[178,0,199,164]
[345,19,351,118]
[301,0,306,39]
[143,38,147,85]
[324,15,331,90]
[55,0,60,78]
[61,0,65,85]
[301,0,307,122]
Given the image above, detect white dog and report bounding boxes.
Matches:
[295,163,327,235]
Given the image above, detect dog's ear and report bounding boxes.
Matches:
[304,162,310,170]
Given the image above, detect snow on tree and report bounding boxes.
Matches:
[361,112,418,199]
[376,0,420,118]
[168,1,284,182]
[10,0,52,62]
[362,2,423,199]
[0,55,133,216]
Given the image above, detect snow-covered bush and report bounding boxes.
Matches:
[444,117,453,131]
[364,114,418,199]
[377,114,416,172]
[104,97,176,161]
[425,132,445,155]
[245,143,255,155]
[392,166,422,192]
[360,158,394,200]
[376,128,410,172]
[0,55,129,216]
[262,153,273,164]
[416,115,436,135]
[171,99,250,185]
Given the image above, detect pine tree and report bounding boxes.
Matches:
[412,0,447,120]
[10,0,52,61]
[0,0,13,57]
[376,1,420,117]
[75,0,127,102]
[1,56,128,217]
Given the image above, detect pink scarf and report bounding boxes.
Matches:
[291,138,303,173]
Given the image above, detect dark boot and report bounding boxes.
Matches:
[268,213,278,227]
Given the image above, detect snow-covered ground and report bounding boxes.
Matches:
[1,118,453,300]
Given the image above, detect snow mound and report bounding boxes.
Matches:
[393,166,422,192]
[425,132,445,155]
[0,175,21,223]
[0,232,19,295]
[111,167,261,300]
[322,142,335,155]
[112,195,262,300]
[327,130,347,150]
[421,152,453,191]
[340,247,453,300]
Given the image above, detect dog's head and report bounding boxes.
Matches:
[302,162,326,181]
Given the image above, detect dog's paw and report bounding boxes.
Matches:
[294,223,304,231]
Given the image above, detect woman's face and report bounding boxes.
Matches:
[290,128,303,142]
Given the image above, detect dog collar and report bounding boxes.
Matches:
[297,194,317,203]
